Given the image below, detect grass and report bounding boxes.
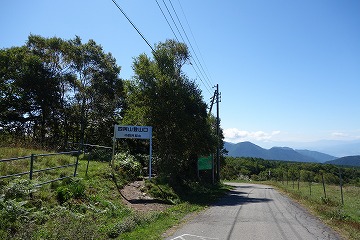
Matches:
[0,147,78,185]
[119,203,202,240]
[270,180,360,240]
[0,147,230,239]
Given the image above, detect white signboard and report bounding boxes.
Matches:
[114,125,152,139]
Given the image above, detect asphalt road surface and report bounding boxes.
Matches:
[166,183,341,240]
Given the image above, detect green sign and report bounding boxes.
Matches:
[198,155,213,170]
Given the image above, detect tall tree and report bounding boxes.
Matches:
[0,45,62,146]
[123,40,217,181]
[0,35,123,149]
[67,36,123,146]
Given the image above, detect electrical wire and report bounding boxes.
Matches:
[155,0,213,95]
[155,0,180,42]
[111,0,214,96]
[111,0,155,53]
[168,0,213,90]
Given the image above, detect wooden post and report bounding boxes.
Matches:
[322,173,327,199]
[339,168,344,205]
[297,175,300,190]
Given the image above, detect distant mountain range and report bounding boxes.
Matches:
[224,141,360,167]
[255,139,360,157]
[326,156,360,167]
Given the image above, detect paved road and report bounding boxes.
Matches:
[166,183,341,240]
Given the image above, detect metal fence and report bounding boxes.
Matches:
[0,151,80,187]
[67,142,112,176]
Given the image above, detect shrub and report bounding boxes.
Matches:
[113,152,142,181]
[145,180,180,204]
[56,186,73,204]
[56,178,86,204]
[2,179,36,200]
[107,212,161,238]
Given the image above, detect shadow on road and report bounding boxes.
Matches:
[212,189,272,207]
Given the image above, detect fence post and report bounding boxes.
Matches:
[30,154,35,180]
[339,168,344,205]
[297,175,300,190]
[286,171,288,185]
[322,173,327,199]
[73,151,80,177]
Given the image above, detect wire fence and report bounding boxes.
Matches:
[272,170,360,209]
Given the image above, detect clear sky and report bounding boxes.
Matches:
[1,0,360,148]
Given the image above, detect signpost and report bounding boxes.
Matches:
[198,155,214,184]
[112,125,153,179]
[198,155,213,170]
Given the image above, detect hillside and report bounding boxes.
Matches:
[295,149,336,163]
[325,155,360,167]
[224,141,336,163]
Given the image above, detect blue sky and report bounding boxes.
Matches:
[1,0,360,148]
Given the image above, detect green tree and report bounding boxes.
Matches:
[123,40,217,181]
[66,36,123,147]
[0,45,63,146]
[0,35,123,149]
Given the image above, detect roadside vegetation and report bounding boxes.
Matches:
[0,147,229,239]
[222,156,360,240]
[1,35,227,238]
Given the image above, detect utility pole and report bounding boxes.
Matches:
[208,84,221,183]
[216,84,220,182]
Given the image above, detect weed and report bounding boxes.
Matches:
[107,211,162,238]
[113,152,142,181]
[56,178,86,204]
[329,208,350,221]
[145,180,180,204]
[2,179,36,200]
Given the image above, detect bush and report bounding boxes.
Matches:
[113,152,142,181]
[56,178,86,204]
[145,180,180,204]
[56,186,73,204]
[0,197,41,238]
[107,211,162,238]
[2,179,36,200]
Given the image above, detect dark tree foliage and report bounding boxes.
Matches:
[0,35,123,149]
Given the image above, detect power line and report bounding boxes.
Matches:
[111,0,214,96]
[168,0,213,90]
[155,0,180,42]
[111,0,155,53]
[155,0,212,95]
[175,0,215,87]
[161,0,186,43]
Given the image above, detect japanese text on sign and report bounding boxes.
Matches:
[114,125,152,139]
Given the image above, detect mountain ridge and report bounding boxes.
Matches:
[224,141,336,163]
[325,156,360,167]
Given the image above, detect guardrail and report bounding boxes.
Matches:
[0,151,80,187]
